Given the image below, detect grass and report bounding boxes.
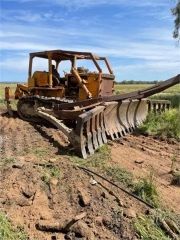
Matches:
[71,145,160,207]
[41,165,61,185]
[32,147,49,158]
[134,215,170,240]
[71,145,134,187]
[150,93,180,108]
[0,157,16,167]
[0,212,28,240]
[114,84,179,95]
[106,165,133,187]
[0,83,17,111]
[134,174,159,208]
[139,109,180,141]
[71,144,111,168]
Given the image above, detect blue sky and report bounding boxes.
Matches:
[0,0,179,82]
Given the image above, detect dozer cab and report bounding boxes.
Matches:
[5,49,180,158]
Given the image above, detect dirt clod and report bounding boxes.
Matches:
[78,189,91,207]
[123,208,137,218]
[71,221,94,240]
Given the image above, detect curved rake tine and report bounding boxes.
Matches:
[117,100,131,134]
[100,111,107,143]
[73,106,105,158]
[127,100,140,131]
[96,113,103,146]
[86,120,94,155]
[104,102,117,139]
[91,115,99,150]
[104,102,126,140]
[134,99,148,126]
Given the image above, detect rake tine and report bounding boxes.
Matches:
[86,120,94,155]
[100,111,107,143]
[103,102,113,137]
[117,100,131,133]
[96,113,103,146]
[108,103,117,139]
[134,99,148,126]
[111,103,120,139]
[116,101,126,136]
[91,115,99,150]
[127,100,139,131]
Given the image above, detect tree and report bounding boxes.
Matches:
[172,0,180,39]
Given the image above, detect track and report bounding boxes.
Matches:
[0,114,69,161]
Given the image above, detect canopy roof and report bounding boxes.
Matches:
[30,49,101,61]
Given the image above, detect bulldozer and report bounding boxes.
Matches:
[4,49,180,158]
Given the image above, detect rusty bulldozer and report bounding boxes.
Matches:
[5,50,180,158]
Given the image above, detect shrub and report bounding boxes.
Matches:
[139,109,180,140]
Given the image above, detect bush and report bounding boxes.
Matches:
[139,109,180,140]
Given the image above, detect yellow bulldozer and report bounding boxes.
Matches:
[5,49,180,158]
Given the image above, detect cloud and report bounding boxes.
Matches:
[0,0,178,81]
[1,0,170,9]
[0,41,58,51]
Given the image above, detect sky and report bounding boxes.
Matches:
[0,0,179,82]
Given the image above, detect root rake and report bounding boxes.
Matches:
[72,99,149,158]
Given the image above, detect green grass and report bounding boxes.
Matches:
[71,145,135,189]
[134,215,170,240]
[71,144,111,168]
[139,109,180,141]
[106,165,133,187]
[0,212,28,240]
[0,157,16,167]
[150,93,180,108]
[41,165,61,185]
[134,176,159,208]
[114,84,179,95]
[32,147,49,158]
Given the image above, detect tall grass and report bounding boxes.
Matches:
[151,93,180,108]
[139,109,180,141]
[134,216,170,240]
[134,174,159,207]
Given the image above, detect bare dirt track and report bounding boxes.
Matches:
[0,113,179,240]
[111,135,180,212]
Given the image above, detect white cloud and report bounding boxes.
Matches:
[3,0,169,8]
[0,41,58,51]
[0,0,178,81]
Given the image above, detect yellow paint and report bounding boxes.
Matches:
[79,73,100,100]
[29,71,49,87]
[33,87,65,98]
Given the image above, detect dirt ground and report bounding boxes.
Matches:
[0,113,179,240]
[111,135,180,212]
